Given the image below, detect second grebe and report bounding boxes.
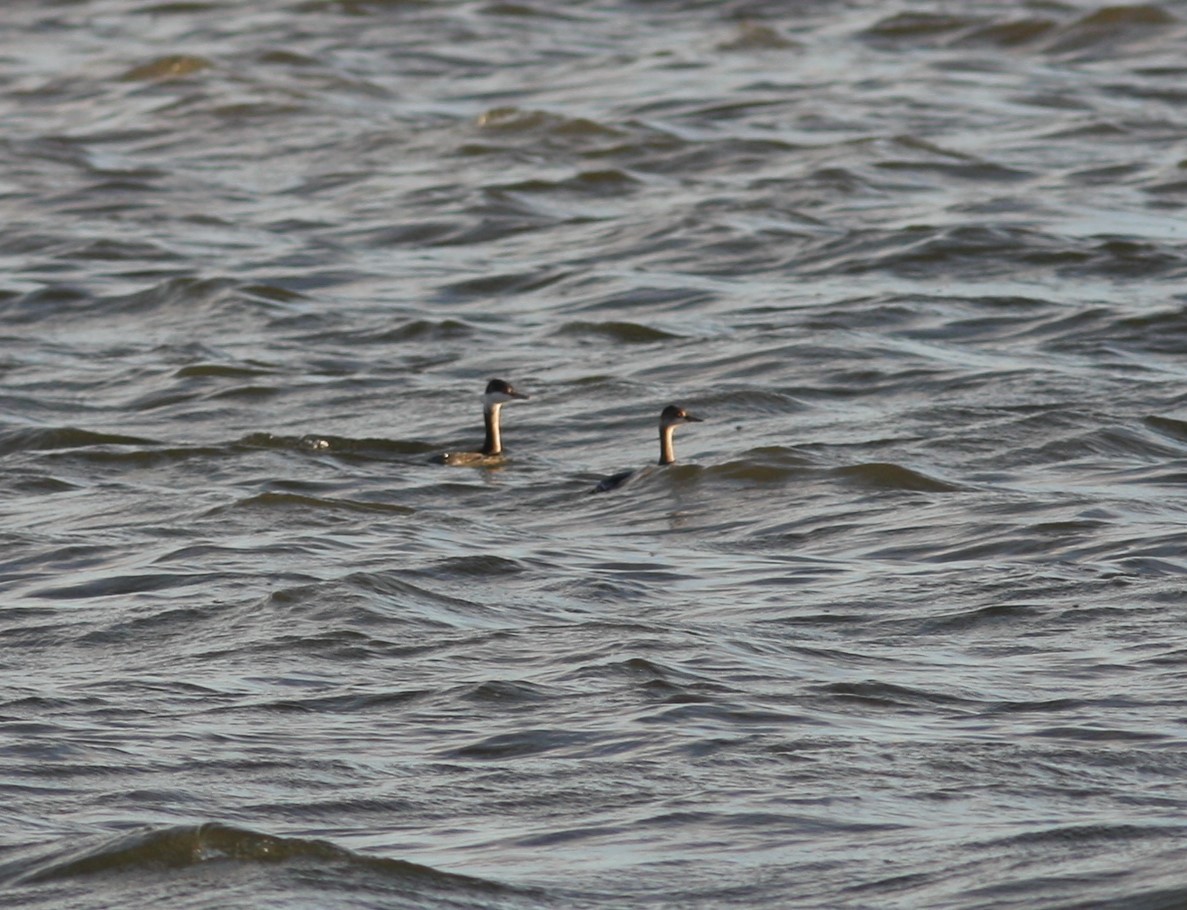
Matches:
[439,378,530,466]
[594,404,702,492]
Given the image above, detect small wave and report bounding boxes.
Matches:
[206,491,415,517]
[577,656,739,706]
[492,169,641,197]
[971,821,1170,854]
[131,2,232,17]
[102,276,239,316]
[833,462,961,493]
[864,11,983,43]
[475,106,624,140]
[0,426,157,456]
[445,727,602,760]
[1085,238,1186,278]
[456,678,553,704]
[861,5,1178,55]
[1089,307,1187,355]
[1015,423,1183,464]
[1145,415,1187,444]
[553,320,681,344]
[461,105,647,177]
[258,579,476,637]
[708,447,812,484]
[985,696,1088,716]
[958,18,1058,48]
[119,54,213,82]
[436,268,570,298]
[32,572,210,601]
[912,602,1038,635]
[1032,724,1170,743]
[5,822,512,895]
[717,21,800,51]
[0,284,94,324]
[367,220,467,246]
[875,154,1034,183]
[1044,5,1179,56]
[814,680,976,710]
[567,284,717,314]
[237,433,433,460]
[696,389,804,414]
[42,442,228,467]
[240,283,308,305]
[478,2,588,19]
[316,570,493,622]
[310,318,477,344]
[173,363,276,380]
[416,554,529,578]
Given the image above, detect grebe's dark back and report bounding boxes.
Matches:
[439,378,530,466]
[594,404,702,492]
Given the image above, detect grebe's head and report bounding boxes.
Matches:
[660,404,702,428]
[484,378,530,406]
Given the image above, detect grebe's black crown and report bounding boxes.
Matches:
[661,404,702,424]
[485,378,528,399]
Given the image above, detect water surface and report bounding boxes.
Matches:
[4,1,1187,907]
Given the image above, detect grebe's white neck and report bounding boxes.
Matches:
[657,404,702,465]
[482,400,504,455]
[478,380,529,456]
[658,422,676,465]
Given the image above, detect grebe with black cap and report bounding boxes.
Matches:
[438,378,530,466]
[594,404,702,492]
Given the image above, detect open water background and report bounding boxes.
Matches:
[5,1,1187,907]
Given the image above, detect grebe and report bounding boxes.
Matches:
[439,378,530,466]
[594,404,703,492]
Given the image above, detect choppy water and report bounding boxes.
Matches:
[5,1,1187,907]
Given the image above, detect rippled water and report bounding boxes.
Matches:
[5,1,1187,907]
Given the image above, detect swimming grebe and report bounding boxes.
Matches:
[594,404,702,492]
[439,378,530,466]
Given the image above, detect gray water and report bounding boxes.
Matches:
[5,1,1187,907]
